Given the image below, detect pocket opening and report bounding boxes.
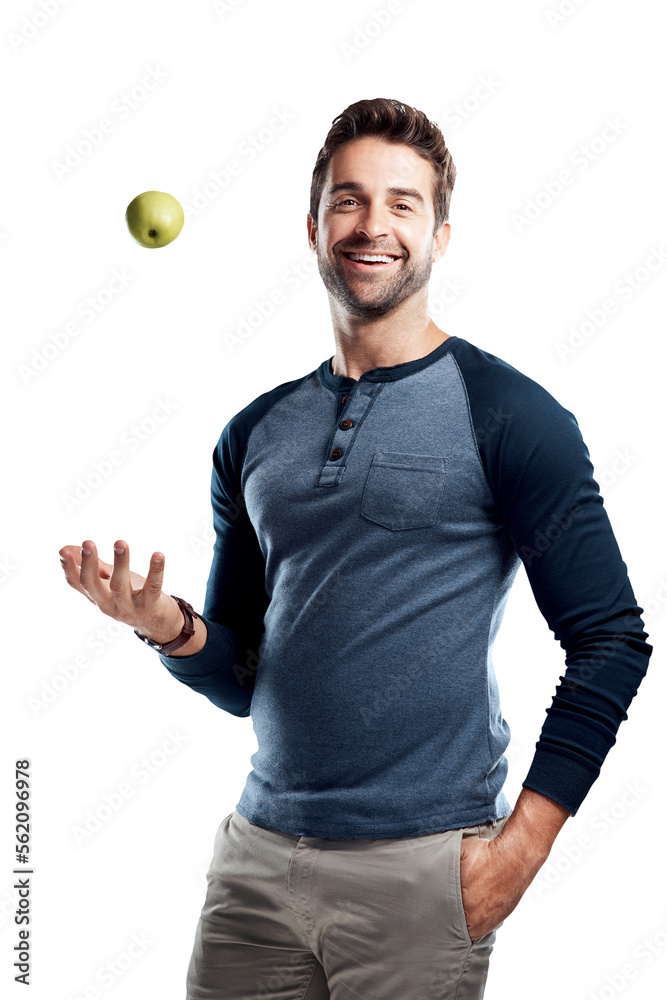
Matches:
[360,451,448,531]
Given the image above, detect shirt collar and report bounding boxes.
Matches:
[318,335,460,390]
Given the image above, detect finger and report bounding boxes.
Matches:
[59,544,81,571]
[64,540,99,605]
[79,539,107,603]
[59,548,75,582]
[60,545,111,575]
[141,551,166,602]
[59,545,88,597]
[109,539,131,597]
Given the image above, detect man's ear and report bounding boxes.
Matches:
[307,212,318,253]
[432,220,451,263]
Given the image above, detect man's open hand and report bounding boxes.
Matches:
[58,539,182,642]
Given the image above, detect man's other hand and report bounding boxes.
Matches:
[58,539,183,644]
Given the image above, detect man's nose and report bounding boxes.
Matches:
[354,204,391,239]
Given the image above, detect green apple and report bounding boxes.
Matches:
[125,190,184,248]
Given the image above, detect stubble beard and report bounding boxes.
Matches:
[316,243,434,319]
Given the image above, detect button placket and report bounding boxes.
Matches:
[317,382,382,487]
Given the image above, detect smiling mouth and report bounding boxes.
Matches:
[342,251,402,270]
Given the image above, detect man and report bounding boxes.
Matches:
[59,98,652,999]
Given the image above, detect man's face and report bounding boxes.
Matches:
[307,136,450,319]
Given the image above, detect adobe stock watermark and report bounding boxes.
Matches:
[254,876,367,997]
[188,516,215,556]
[359,647,447,729]
[8,0,73,53]
[595,447,639,490]
[555,244,667,361]
[0,556,16,585]
[583,913,667,1000]
[640,577,667,624]
[475,404,512,446]
[18,267,134,386]
[64,931,153,998]
[282,566,347,629]
[429,275,467,317]
[61,396,179,513]
[515,438,640,567]
[222,252,317,352]
[52,66,168,180]
[27,618,125,717]
[187,479,248,555]
[440,75,501,130]
[222,263,466,355]
[557,630,645,704]
[518,500,584,569]
[255,950,318,1000]
[212,0,249,15]
[70,730,189,846]
[545,0,592,30]
[0,883,21,931]
[339,0,419,64]
[182,107,296,222]
[531,778,649,897]
[511,117,628,234]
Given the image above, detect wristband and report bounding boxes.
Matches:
[134,596,200,655]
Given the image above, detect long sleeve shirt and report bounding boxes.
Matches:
[156,335,652,838]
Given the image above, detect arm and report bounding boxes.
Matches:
[458,349,653,815]
[495,785,570,865]
[453,340,653,940]
[143,602,209,656]
[156,414,269,717]
[500,395,652,814]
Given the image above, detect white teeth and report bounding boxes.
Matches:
[347,253,397,263]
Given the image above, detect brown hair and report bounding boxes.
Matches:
[309,98,456,235]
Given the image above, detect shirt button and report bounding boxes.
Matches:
[339,419,353,430]
[342,394,349,405]
[330,448,342,460]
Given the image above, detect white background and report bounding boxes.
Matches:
[3,1,666,998]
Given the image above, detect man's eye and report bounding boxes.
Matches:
[332,200,412,211]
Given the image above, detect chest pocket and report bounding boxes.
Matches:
[360,452,448,530]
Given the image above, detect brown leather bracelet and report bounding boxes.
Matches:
[134,596,200,655]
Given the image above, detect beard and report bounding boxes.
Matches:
[316,242,434,319]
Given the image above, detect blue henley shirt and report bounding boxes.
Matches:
[156,335,652,838]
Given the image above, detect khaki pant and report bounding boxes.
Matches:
[186,808,511,999]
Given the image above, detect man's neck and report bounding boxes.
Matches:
[330,319,450,380]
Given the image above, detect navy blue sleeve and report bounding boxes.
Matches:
[157,413,269,718]
[452,341,653,816]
